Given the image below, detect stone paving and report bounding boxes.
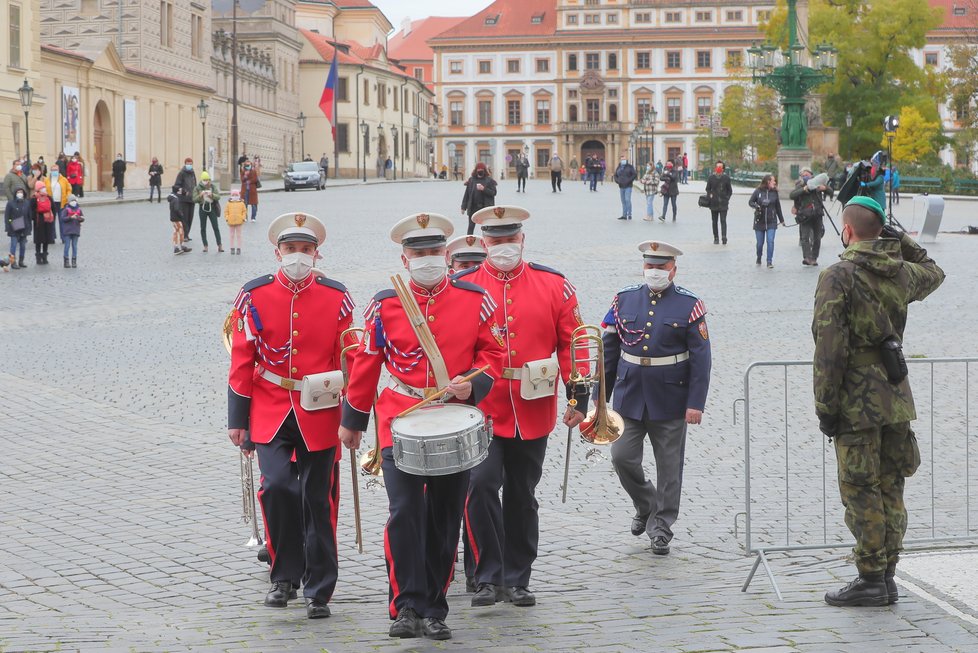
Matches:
[1,177,977,652]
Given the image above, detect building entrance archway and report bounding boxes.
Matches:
[93,101,112,191]
[581,139,605,165]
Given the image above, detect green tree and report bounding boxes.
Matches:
[696,84,780,165]
[764,0,943,161]
[947,3,978,154]
[880,106,942,163]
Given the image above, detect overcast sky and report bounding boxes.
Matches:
[372,0,493,34]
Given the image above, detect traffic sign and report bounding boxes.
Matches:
[698,116,712,128]
[713,128,730,137]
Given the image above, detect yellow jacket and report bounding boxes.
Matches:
[224,199,247,226]
[45,176,72,209]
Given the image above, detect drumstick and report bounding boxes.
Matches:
[395,365,491,418]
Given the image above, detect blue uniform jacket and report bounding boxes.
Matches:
[600,283,712,421]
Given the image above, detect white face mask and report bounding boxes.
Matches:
[68,201,78,208]
[408,255,447,287]
[487,243,522,272]
[280,252,314,280]
[644,268,672,292]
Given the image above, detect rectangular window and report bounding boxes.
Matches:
[664,11,681,23]
[666,51,681,69]
[585,53,600,70]
[567,14,578,25]
[726,10,743,21]
[667,97,681,123]
[697,96,712,118]
[507,59,520,73]
[478,100,492,126]
[586,99,600,122]
[536,58,550,73]
[160,1,173,48]
[635,12,651,24]
[393,89,399,112]
[191,14,202,58]
[414,67,424,80]
[637,98,651,121]
[607,13,618,24]
[478,60,492,74]
[757,10,772,22]
[450,101,463,126]
[608,88,618,98]
[696,50,711,69]
[608,53,618,70]
[924,52,939,66]
[377,83,387,108]
[636,51,651,69]
[726,50,743,69]
[337,77,348,102]
[363,79,369,105]
[337,124,350,153]
[584,14,600,24]
[9,4,22,68]
[507,99,521,126]
[568,54,578,71]
[450,60,462,74]
[695,10,712,22]
[536,148,550,167]
[568,89,578,99]
[536,99,551,125]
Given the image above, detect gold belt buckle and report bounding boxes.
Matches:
[423,387,437,399]
[281,378,296,391]
[640,357,651,366]
[501,368,516,380]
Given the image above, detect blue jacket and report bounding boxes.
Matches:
[4,197,31,236]
[59,205,83,237]
[599,282,712,421]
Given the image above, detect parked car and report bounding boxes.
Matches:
[283,161,325,191]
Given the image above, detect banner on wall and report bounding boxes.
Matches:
[124,99,137,162]
[62,86,80,154]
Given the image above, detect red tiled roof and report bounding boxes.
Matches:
[927,0,965,29]
[389,16,467,61]
[430,0,556,41]
[299,28,425,84]
[300,28,367,65]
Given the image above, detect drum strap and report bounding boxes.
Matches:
[392,274,452,389]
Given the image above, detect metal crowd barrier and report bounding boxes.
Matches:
[734,358,977,599]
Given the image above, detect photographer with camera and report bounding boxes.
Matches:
[812,196,945,608]
[790,169,832,266]
[860,151,888,210]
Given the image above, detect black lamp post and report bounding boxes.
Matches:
[390,124,398,180]
[18,79,34,164]
[360,120,368,183]
[883,114,900,221]
[845,111,853,162]
[197,99,209,171]
[297,112,306,160]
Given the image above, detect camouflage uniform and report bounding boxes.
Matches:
[812,233,944,577]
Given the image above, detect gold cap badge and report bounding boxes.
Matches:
[294,214,306,227]
[493,207,506,219]
[416,213,430,229]
[466,236,476,246]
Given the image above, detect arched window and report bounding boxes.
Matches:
[609,103,618,121]
[569,104,578,122]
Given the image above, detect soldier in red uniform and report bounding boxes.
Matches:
[338,213,504,641]
[447,234,487,273]
[226,212,355,619]
[458,205,589,608]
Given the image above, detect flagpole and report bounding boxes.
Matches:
[332,61,338,179]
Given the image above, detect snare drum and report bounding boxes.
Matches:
[390,404,492,476]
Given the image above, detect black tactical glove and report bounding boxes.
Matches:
[881,224,903,239]
[817,414,839,440]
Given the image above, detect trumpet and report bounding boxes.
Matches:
[240,449,263,548]
[571,324,624,446]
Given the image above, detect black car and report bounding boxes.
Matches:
[284,161,325,191]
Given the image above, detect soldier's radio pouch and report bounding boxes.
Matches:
[880,337,908,384]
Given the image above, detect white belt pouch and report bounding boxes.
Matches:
[520,355,559,401]
[300,370,345,411]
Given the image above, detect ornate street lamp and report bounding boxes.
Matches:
[18,79,34,164]
[297,112,306,160]
[360,120,368,182]
[845,111,853,161]
[197,99,209,170]
[390,124,398,180]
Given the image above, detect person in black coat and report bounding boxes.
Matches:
[658,162,680,222]
[705,160,733,244]
[460,162,497,235]
[112,154,127,199]
[174,158,197,240]
[4,188,31,269]
[748,174,786,268]
[148,157,164,203]
[612,156,637,220]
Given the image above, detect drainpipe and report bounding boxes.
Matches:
[355,66,364,180]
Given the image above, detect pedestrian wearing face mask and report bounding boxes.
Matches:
[514,153,529,193]
[193,171,223,253]
[168,185,191,255]
[148,157,164,203]
[59,194,84,268]
[748,174,785,268]
[3,159,29,202]
[45,165,71,216]
[241,160,261,222]
[338,213,504,641]
[67,153,85,197]
[31,182,57,265]
[613,156,637,220]
[658,162,679,222]
[460,163,497,236]
[598,240,712,555]
[458,205,590,611]
[174,158,197,240]
[4,185,31,269]
[227,212,355,620]
[705,161,733,244]
[111,154,127,199]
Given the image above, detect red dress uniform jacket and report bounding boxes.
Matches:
[228,270,355,451]
[456,262,590,440]
[340,276,504,449]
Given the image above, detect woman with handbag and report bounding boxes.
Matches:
[4,186,31,269]
[748,175,785,268]
[31,182,58,265]
[705,161,733,245]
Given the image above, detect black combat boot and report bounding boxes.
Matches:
[885,562,898,605]
[18,256,26,269]
[71,258,77,268]
[64,257,70,268]
[824,574,888,607]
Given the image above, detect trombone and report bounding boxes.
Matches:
[561,324,624,503]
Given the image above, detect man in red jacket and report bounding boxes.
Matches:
[459,205,589,609]
[226,212,355,619]
[338,213,503,641]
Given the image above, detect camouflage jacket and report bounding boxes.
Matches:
[812,234,945,431]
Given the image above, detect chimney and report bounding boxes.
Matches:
[401,16,412,36]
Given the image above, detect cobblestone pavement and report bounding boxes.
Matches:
[1,179,977,652]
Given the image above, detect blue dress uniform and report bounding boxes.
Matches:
[600,241,712,553]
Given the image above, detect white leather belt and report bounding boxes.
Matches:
[500,367,521,380]
[387,378,441,400]
[258,366,301,391]
[621,351,689,367]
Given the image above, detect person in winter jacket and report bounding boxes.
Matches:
[193,171,223,253]
[59,194,84,268]
[4,185,31,269]
[174,158,197,239]
[748,175,786,268]
[514,154,529,193]
[658,161,680,222]
[3,159,29,201]
[31,182,58,265]
[66,153,85,197]
[223,188,247,255]
[613,156,637,220]
[148,157,164,202]
[240,160,260,222]
[111,154,127,199]
[790,169,831,266]
[460,162,497,235]
[705,161,733,244]
[168,185,191,255]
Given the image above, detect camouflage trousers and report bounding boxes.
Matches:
[834,422,921,576]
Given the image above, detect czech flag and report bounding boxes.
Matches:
[318,55,339,139]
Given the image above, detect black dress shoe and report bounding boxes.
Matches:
[465,575,476,593]
[264,580,294,607]
[630,514,649,536]
[389,607,422,638]
[471,582,506,607]
[617,216,627,220]
[651,536,671,555]
[306,599,331,619]
[824,575,889,607]
[422,617,452,640]
[509,586,536,607]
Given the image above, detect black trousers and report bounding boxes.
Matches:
[517,174,527,191]
[149,184,161,201]
[800,219,825,262]
[180,202,194,237]
[551,171,562,191]
[711,210,728,241]
[381,447,468,621]
[465,435,548,588]
[255,412,339,602]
